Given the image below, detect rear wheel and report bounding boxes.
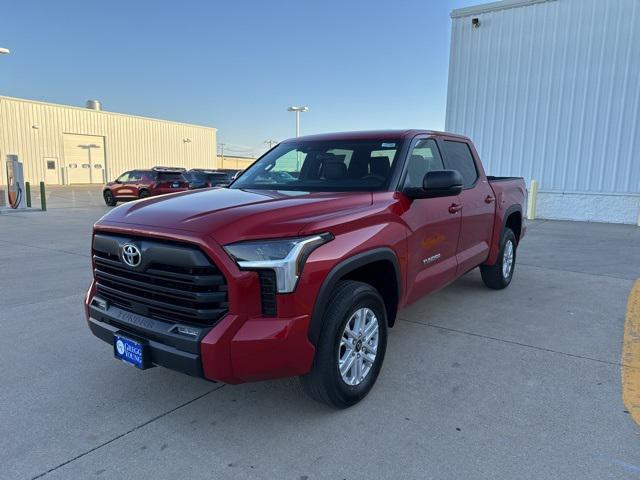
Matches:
[138,189,150,199]
[480,227,517,289]
[103,190,117,206]
[300,280,388,408]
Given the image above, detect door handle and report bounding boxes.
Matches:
[485,195,495,204]
[448,203,463,214]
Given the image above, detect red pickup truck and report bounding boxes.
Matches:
[86,130,526,408]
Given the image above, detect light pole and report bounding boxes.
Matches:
[0,48,10,55]
[218,143,226,168]
[287,106,309,137]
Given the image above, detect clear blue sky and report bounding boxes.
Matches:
[2,0,479,156]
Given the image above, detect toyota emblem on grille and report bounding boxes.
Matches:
[121,243,142,267]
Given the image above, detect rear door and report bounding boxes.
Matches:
[400,137,462,304]
[440,139,495,274]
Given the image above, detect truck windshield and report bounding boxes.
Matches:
[231,140,402,192]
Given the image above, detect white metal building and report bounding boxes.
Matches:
[446,0,640,224]
[0,96,217,186]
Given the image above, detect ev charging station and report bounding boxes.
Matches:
[5,154,26,210]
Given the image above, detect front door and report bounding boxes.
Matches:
[44,158,60,185]
[440,139,495,274]
[401,137,462,304]
[111,171,134,197]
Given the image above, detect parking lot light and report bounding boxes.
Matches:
[287,106,309,137]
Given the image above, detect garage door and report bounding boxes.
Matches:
[63,134,106,184]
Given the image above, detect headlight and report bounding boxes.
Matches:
[223,233,333,293]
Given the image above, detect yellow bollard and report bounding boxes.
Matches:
[527,180,538,220]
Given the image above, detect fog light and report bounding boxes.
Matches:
[176,326,199,337]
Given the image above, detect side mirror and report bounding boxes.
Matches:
[405,170,463,199]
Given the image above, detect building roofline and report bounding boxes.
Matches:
[216,154,256,159]
[0,95,217,131]
[451,0,556,18]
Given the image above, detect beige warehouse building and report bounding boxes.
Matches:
[217,154,256,170]
[0,95,217,186]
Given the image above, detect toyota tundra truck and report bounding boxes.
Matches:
[85,130,527,408]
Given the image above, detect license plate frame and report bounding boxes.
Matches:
[171,182,180,188]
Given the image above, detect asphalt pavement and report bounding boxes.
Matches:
[1,186,638,480]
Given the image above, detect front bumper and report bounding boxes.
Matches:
[86,288,315,384]
[88,300,206,378]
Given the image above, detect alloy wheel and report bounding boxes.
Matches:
[338,307,380,386]
[502,240,514,279]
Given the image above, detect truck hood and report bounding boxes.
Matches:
[97,188,373,244]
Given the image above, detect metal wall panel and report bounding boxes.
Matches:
[446,0,640,195]
[0,96,217,186]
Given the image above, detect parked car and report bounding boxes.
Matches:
[184,170,211,190]
[189,169,235,187]
[87,130,526,407]
[216,168,243,181]
[102,167,189,206]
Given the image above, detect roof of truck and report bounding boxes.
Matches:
[283,129,470,143]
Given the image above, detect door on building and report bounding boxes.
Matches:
[44,157,60,185]
[63,134,106,184]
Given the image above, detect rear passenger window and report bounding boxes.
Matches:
[443,140,478,187]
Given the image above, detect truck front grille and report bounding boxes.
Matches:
[92,233,228,326]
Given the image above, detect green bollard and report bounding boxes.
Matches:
[25,182,32,207]
[40,181,46,211]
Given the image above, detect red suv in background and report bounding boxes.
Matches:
[103,167,189,206]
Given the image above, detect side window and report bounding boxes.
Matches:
[442,140,478,187]
[117,172,131,182]
[129,171,143,182]
[403,139,444,188]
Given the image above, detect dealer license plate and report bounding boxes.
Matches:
[114,334,146,369]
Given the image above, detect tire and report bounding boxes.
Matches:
[138,189,150,199]
[103,190,117,206]
[480,228,517,290]
[300,280,388,408]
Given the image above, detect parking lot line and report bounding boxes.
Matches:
[622,279,640,426]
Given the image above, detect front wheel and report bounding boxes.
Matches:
[103,190,117,206]
[300,280,388,408]
[480,227,517,289]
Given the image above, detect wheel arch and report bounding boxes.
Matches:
[308,247,401,347]
[503,205,523,243]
